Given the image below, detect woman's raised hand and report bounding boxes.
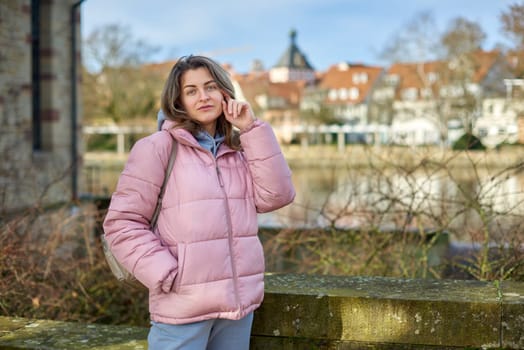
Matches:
[221,93,256,131]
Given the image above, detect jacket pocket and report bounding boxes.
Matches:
[174,243,186,293]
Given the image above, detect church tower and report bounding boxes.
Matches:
[269,29,316,83]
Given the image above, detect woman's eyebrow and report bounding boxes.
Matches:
[183,80,216,89]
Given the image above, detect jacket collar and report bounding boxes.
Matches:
[162,119,233,157]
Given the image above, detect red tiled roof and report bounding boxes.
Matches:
[387,61,444,89]
[234,73,270,108]
[319,62,384,104]
[235,72,306,109]
[387,49,502,90]
[471,50,501,83]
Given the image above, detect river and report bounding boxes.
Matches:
[82,150,524,245]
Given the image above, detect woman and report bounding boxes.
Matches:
[103,55,295,349]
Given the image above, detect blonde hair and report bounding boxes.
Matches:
[160,55,240,149]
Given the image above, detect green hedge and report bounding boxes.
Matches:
[452,133,486,151]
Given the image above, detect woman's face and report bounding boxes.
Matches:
[180,67,224,136]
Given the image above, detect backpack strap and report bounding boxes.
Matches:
[150,134,177,228]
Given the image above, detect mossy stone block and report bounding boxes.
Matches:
[501,281,524,349]
[0,316,148,349]
[256,274,502,348]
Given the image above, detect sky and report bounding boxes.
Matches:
[81,0,516,74]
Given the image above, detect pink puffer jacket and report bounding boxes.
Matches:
[103,119,295,325]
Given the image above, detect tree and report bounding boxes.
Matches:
[368,75,396,126]
[500,2,524,50]
[500,2,524,78]
[451,132,486,150]
[376,12,495,144]
[379,11,441,64]
[439,17,489,134]
[83,23,158,73]
[82,24,163,124]
[377,11,449,145]
[441,17,486,57]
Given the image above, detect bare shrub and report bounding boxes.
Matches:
[267,145,524,281]
[2,144,523,327]
[0,203,149,326]
[262,227,448,279]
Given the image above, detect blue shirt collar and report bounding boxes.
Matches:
[195,130,225,157]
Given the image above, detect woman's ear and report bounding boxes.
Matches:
[220,89,231,102]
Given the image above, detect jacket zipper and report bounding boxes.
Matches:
[175,135,242,310]
[215,163,241,311]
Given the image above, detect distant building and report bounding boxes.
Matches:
[235,31,523,148]
[376,50,515,147]
[315,62,384,125]
[235,30,315,142]
[0,0,84,212]
[144,33,523,149]
[474,77,523,148]
[234,70,305,142]
[381,60,444,146]
[269,30,316,84]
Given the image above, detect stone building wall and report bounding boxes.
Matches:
[0,0,82,213]
[519,116,524,144]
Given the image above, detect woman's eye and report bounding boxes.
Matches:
[206,85,218,91]
[186,89,196,96]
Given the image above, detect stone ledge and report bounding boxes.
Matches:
[0,317,148,349]
[1,274,523,349]
[252,274,524,349]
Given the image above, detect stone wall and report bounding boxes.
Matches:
[0,0,82,213]
[252,274,524,349]
[1,274,523,349]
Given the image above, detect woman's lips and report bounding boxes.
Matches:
[198,105,213,110]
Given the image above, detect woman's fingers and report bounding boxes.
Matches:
[236,103,243,118]
[221,90,233,116]
[221,92,252,122]
[222,100,228,116]
[223,99,242,119]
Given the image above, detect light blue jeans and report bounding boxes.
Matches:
[147,313,254,350]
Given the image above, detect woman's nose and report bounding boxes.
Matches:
[199,89,210,101]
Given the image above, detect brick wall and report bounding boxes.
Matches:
[0,0,82,213]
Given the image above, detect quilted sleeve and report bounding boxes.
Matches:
[102,133,178,292]
[239,120,296,213]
